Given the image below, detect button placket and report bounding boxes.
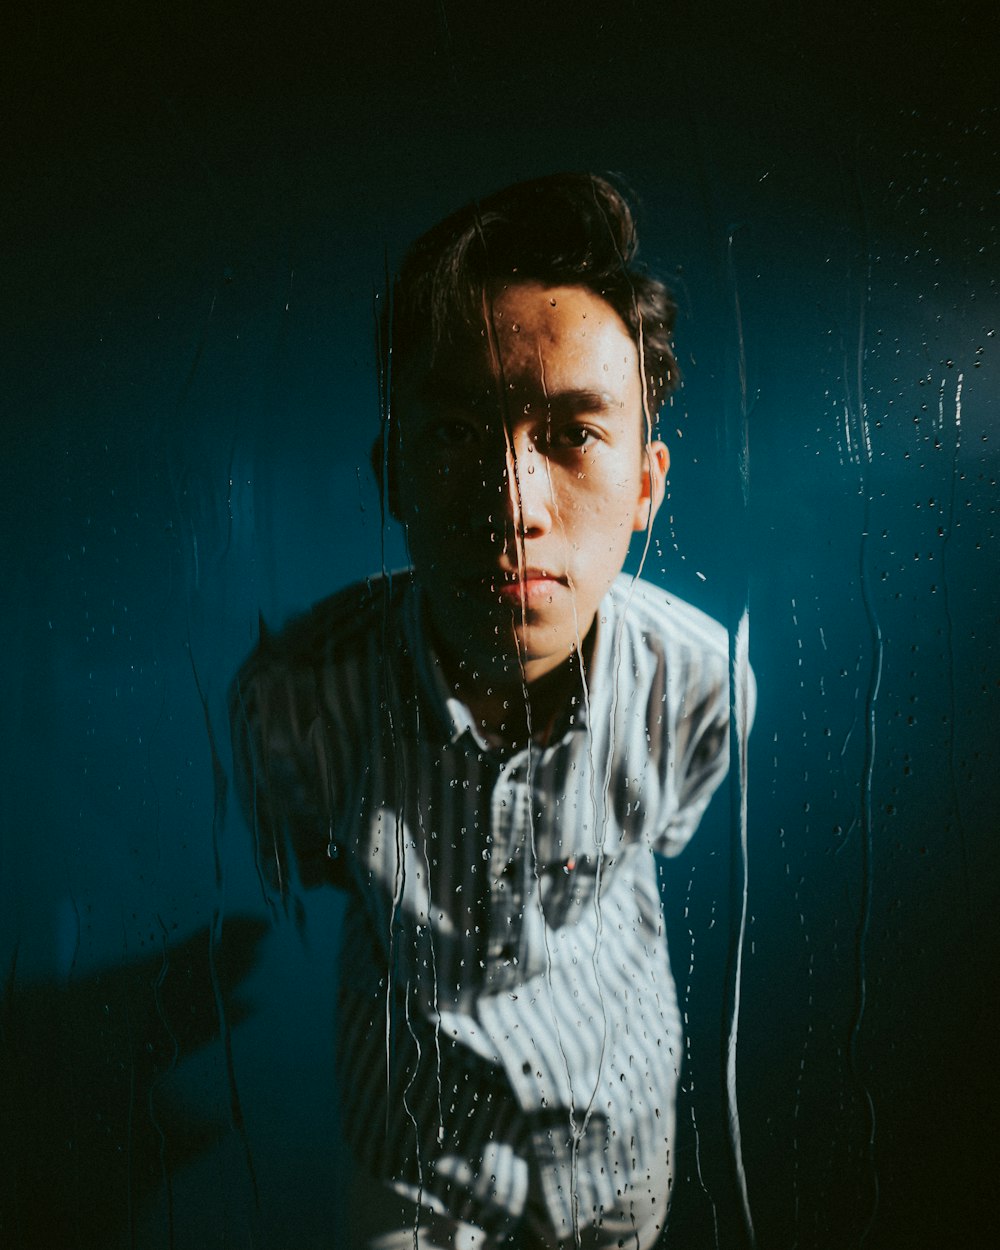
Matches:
[484,752,531,987]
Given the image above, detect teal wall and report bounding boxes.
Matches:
[3,2,997,1246]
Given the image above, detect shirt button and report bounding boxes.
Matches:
[522,1061,532,1075]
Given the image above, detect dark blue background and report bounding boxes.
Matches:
[3,2,997,1246]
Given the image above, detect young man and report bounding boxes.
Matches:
[232,174,751,1248]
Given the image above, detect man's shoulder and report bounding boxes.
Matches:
[609,575,729,667]
[266,571,408,661]
[233,572,411,701]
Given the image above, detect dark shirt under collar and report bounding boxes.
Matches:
[402,577,596,753]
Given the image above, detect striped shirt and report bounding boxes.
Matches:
[231,571,750,1239]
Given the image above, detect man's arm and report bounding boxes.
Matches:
[655,653,757,857]
[229,639,345,897]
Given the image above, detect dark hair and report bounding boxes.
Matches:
[380,173,680,422]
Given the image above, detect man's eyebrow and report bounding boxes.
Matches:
[413,381,618,419]
[541,388,615,414]
[416,377,495,408]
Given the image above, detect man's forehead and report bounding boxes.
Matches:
[394,343,493,416]
[401,292,637,399]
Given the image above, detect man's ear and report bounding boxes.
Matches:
[370,429,402,521]
[632,440,669,532]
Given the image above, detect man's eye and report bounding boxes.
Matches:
[430,419,479,447]
[551,424,597,449]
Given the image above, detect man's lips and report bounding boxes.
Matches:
[496,574,564,601]
[459,568,569,601]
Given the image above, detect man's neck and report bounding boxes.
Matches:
[441,630,595,750]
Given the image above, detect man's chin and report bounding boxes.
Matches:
[430,614,570,676]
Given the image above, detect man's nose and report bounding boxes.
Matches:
[502,431,552,538]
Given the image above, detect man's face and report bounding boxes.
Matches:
[394,282,669,687]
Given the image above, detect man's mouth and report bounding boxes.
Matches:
[493,568,567,602]
[454,566,568,599]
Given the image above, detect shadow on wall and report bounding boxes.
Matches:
[0,916,267,1249]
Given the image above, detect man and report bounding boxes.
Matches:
[232,172,751,1247]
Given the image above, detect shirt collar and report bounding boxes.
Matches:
[402,577,613,751]
[401,580,478,746]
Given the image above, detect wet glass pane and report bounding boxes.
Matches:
[3,4,996,1248]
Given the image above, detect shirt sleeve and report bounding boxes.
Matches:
[229,636,345,896]
[655,649,757,857]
